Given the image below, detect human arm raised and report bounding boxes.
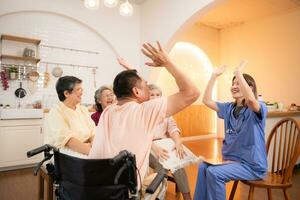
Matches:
[117,57,133,70]
[233,61,260,112]
[142,42,200,117]
[202,65,226,112]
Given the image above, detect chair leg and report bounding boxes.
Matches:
[37,171,44,200]
[48,175,54,200]
[283,189,290,200]
[44,174,54,200]
[267,188,272,200]
[229,181,239,200]
[248,186,254,200]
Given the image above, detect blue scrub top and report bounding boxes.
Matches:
[216,101,268,173]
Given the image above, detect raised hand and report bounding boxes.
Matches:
[117,57,133,70]
[212,65,226,77]
[234,60,247,76]
[141,41,171,67]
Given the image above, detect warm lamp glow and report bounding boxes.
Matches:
[157,42,216,102]
[84,0,100,9]
[155,42,217,133]
[119,0,133,16]
[104,0,118,8]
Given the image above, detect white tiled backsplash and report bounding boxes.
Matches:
[0,11,123,108]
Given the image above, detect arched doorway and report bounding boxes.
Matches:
[151,42,217,137]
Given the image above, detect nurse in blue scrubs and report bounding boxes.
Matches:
[194,61,268,200]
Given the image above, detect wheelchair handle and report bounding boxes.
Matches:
[110,150,130,165]
[27,144,53,158]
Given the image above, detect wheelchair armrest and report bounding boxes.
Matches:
[27,144,57,158]
[145,169,167,194]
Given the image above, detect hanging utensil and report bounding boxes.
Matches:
[15,82,27,98]
[43,63,50,88]
[52,65,63,77]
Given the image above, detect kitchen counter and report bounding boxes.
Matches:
[0,118,43,126]
[267,110,300,118]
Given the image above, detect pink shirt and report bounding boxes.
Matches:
[152,117,180,140]
[88,97,167,183]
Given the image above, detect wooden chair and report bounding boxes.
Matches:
[38,166,53,200]
[229,117,300,200]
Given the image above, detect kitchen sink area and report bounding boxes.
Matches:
[0,108,43,120]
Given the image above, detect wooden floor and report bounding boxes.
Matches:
[165,138,300,200]
[0,138,299,200]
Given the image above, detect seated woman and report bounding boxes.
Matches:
[194,62,268,200]
[44,76,95,156]
[91,86,115,126]
[148,84,192,200]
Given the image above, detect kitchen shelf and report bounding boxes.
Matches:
[1,34,41,45]
[1,55,40,64]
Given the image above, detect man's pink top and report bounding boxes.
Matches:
[89,98,167,182]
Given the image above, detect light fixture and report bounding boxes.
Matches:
[82,0,133,16]
[119,0,133,16]
[84,0,100,10]
[104,0,119,8]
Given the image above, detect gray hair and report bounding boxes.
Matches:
[94,85,113,112]
[148,84,162,95]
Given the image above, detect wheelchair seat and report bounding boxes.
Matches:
[27,145,166,200]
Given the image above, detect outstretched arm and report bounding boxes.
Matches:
[234,61,260,112]
[142,42,200,117]
[117,57,133,70]
[203,65,226,112]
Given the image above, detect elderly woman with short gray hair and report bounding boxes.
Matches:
[44,76,95,156]
[91,86,115,126]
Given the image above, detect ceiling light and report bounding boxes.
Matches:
[84,0,100,10]
[119,0,133,16]
[104,0,119,8]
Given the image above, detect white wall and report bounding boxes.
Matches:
[0,0,141,107]
[0,0,218,108]
[140,0,217,78]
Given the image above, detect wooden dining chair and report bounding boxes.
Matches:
[229,117,300,200]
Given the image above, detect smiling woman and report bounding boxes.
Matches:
[44,76,96,156]
[91,85,115,125]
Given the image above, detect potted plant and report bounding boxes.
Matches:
[9,67,18,80]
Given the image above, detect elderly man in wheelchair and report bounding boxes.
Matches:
[30,42,199,200]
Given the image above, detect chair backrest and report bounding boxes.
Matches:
[54,151,137,186]
[266,117,300,183]
[53,151,138,200]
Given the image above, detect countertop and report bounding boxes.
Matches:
[267,110,300,118]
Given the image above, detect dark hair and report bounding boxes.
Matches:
[94,86,112,112]
[56,76,82,101]
[232,73,258,103]
[113,70,142,99]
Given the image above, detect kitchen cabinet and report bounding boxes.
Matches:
[0,119,43,171]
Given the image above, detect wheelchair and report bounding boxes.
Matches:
[27,145,167,200]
